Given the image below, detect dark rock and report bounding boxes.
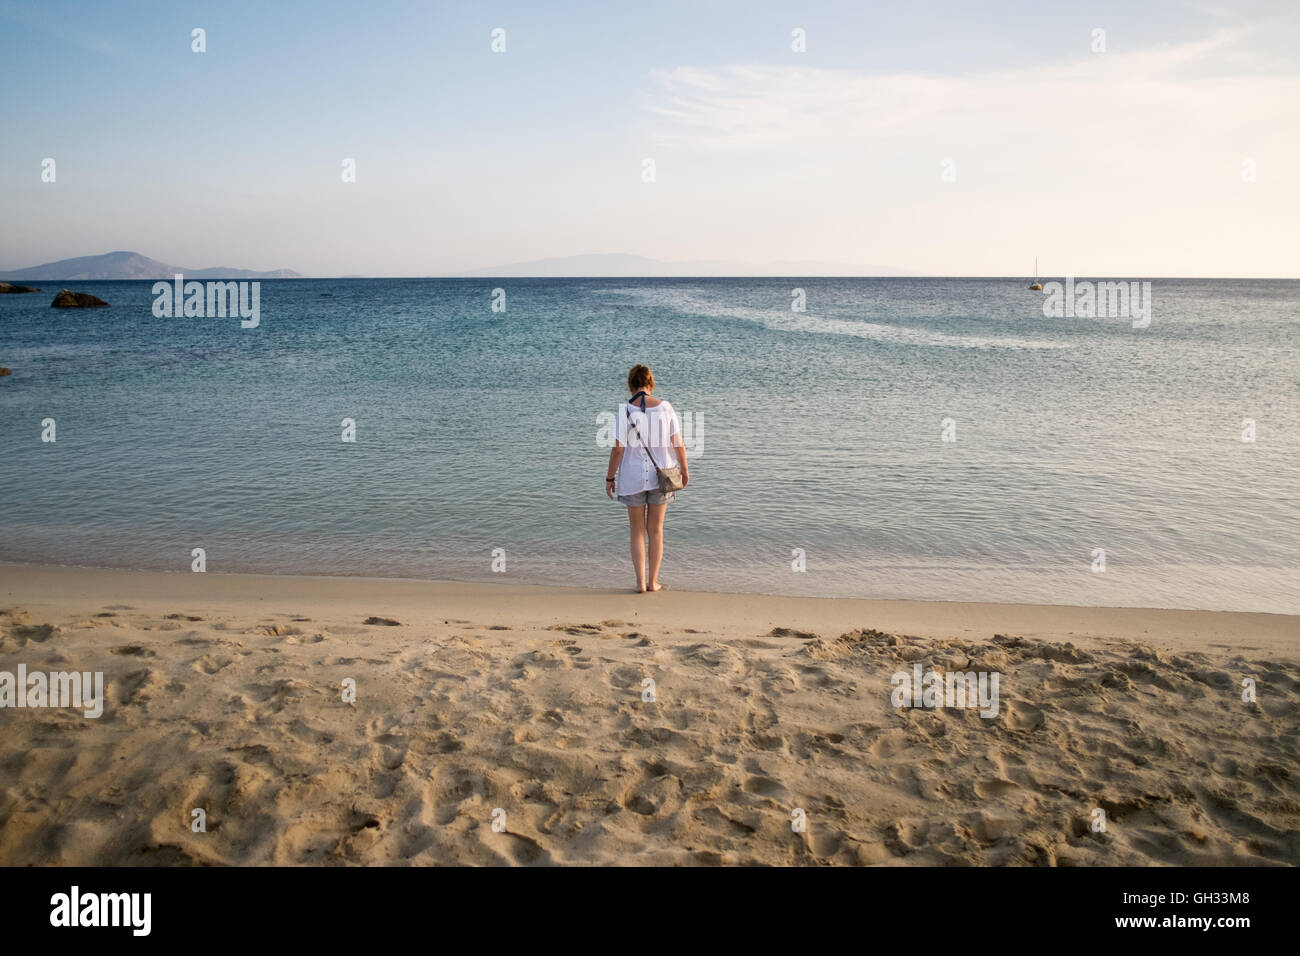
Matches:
[0,367,11,376]
[51,289,109,308]
[0,283,42,293]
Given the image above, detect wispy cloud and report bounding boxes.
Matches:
[642,26,1300,156]
[632,22,1300,276]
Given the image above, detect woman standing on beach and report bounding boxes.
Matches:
[604,365,689,593]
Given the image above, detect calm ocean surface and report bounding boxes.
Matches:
[1,277,1297,613]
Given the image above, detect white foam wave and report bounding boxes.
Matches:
[602,287,1069,350]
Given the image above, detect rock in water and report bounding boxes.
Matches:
[0,283,42,293]
[0,367,11,377]
[50,289,109,308]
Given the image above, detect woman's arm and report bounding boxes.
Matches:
[605,442,625,498]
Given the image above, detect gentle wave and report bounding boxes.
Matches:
[602,286,1070,349]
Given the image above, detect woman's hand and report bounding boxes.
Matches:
[671,436,689,488]
[606,444,625,500]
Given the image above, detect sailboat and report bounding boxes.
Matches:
[1028,257,1042,291]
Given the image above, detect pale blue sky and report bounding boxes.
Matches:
[1,0,1297,276]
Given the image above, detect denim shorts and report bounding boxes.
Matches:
[618,488,675,506]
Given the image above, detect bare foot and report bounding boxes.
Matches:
[646,582,664,592]
[634,583,647,594]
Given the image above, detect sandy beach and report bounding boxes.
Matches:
[0,563,1296,866]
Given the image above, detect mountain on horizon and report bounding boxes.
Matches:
[0,251,301,281]
[459,253,916,278]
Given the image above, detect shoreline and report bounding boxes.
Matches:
[2,562,1297,654]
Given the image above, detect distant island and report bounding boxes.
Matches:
[0,250,917,280]
[0,251,301,281]
[459,253,916,278]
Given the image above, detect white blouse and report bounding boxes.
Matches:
[615,400,682,495]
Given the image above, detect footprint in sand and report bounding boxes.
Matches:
[606,664,645,690]
[13,623,59,645]
[283,633,325,645]
[427,767,491,825]
[1001,700,1045,732]
[556,624,604,638]
[368,727,410,771]
[115,668,169,705]
[741,775,790,801]
[250,623,301,637]
[193,655,235,675]
[620,766,684,819]
[485,831,551,866]
[974,778,1020,799]
[110,644,156,657]
[768,627,819,640]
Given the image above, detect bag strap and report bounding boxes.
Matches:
[624,404,665,473]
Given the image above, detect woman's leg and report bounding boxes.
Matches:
[627,505,648,592]
[646,502,668,591]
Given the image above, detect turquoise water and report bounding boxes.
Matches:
[1,277,1297,613]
